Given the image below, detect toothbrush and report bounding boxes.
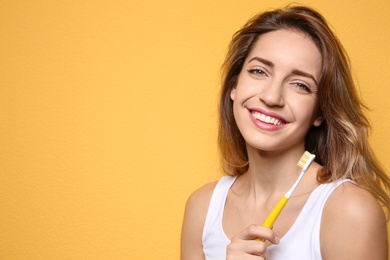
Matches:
[261,151,316,230]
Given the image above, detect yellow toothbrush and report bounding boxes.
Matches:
[261,151,316,229]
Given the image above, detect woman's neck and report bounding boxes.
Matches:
[235,146,308,199]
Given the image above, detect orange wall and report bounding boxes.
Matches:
[1,0,389,259]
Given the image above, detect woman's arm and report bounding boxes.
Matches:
[321,182,388,259]
[181,182,217,260]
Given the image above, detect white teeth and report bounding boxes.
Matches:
[252,111,284,126]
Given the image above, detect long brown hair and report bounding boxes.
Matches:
[218,5,390,214]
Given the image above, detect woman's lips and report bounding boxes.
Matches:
[251,111,285,125]
[248,108,288,128]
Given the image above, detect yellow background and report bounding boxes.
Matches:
[1,0,389,259]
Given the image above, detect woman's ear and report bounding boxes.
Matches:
[313,116,323,127]
[230,88,236,100]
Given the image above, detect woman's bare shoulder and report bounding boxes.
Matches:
[181,181,219,260]
[184,180,219,220]
[323,181,385,222]
[321,181,388,259]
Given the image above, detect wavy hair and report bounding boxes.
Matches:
[218,5,390,215]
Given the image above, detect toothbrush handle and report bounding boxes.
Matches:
[262,196,289,228]
[256,196,289,242]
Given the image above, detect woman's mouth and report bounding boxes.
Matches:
[250,111,286,126]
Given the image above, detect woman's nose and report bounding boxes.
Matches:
[259,80,285,107]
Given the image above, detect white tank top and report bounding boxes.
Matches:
[202,176,351,259]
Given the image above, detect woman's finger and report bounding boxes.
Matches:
[239,224,280,245]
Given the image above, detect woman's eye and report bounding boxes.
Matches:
[247,68,267,76]
[293,82,312,93]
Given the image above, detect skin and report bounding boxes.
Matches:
[180,29,388,259]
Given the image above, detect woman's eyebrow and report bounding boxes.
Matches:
[248,57,274,67]
[292,69,318,86]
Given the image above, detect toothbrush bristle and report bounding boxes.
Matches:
[297,151,313,169]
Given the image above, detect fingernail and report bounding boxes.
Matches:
[275,236,280,244]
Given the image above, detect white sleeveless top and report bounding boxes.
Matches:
[202,176,351,259]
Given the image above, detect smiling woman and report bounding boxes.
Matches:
[181,5,390,260]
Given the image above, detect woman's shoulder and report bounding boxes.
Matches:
[181,180,220,259]
[323,181,385,220]
[186,176,236,211]
[320,181,388,259]
[186,181,219,211]
[182,180,220,236]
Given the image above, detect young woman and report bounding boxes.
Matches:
[181,5,390,260]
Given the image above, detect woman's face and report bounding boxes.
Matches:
[230,29,323,154]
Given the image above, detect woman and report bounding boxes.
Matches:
[181,5,390,259]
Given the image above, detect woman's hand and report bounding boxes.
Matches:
[226,224,280,260]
